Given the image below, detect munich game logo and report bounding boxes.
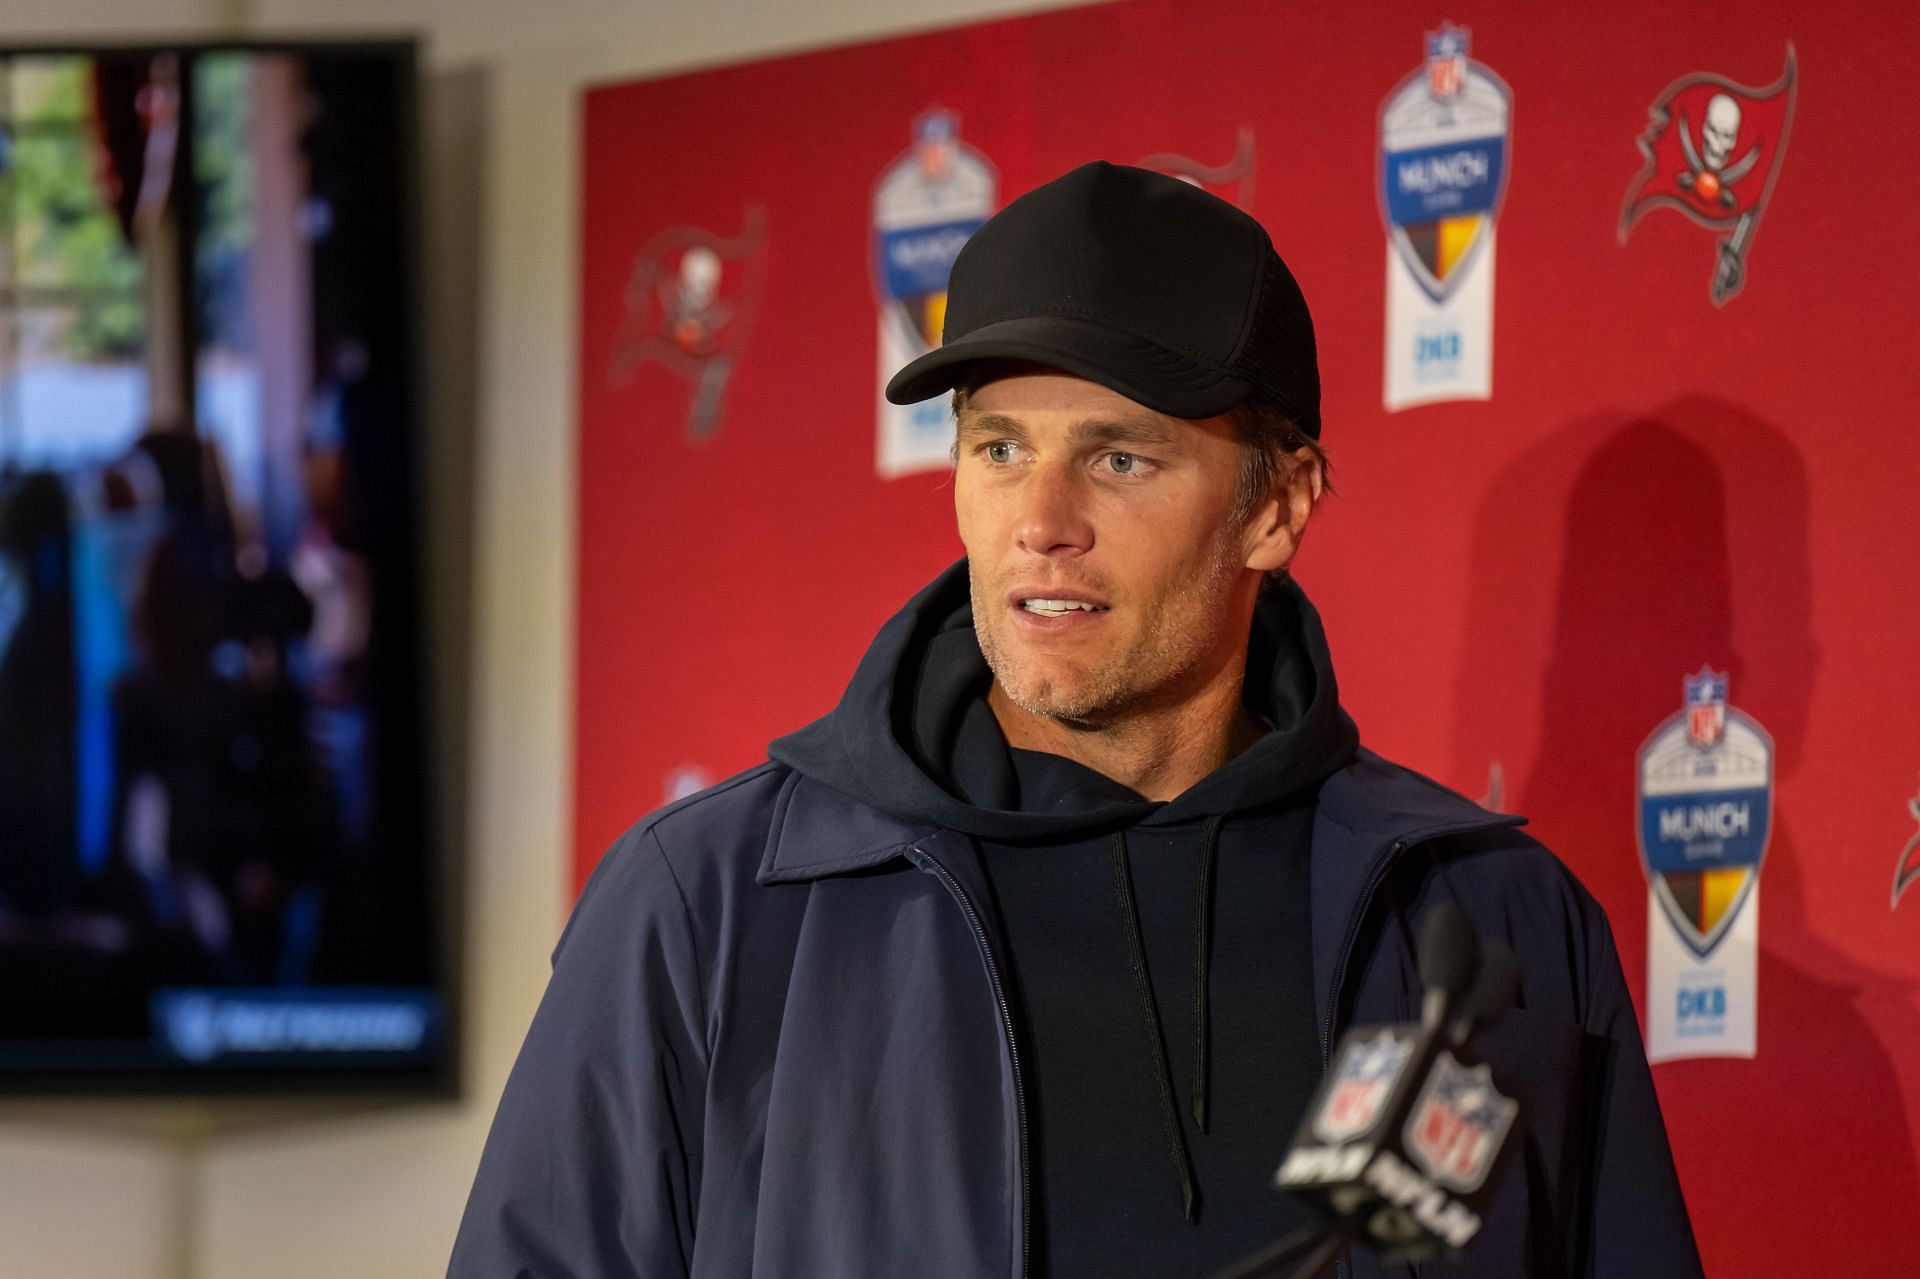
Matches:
[1637,668,1775,959]
[1892,780,1920,911]
[872,110,997,477]
[1379,23,1512,304]
[1313,1029,1414,1143]
[1402,1052,1517,1194]
[1139,127,1256,210]
[1377,23,1511,410]
[1618,45,1797,305]
[608,208,768,439]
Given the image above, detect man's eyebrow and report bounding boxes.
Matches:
[1070,417,1180,449]
[954,411,1182,450]
[955,412,1030,442]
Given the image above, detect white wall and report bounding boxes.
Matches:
[0,2,1090,1276]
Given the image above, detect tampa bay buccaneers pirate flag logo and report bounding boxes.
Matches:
[608,207,767,440]
[1618,45,1796,305]
[1137,127,1257,211]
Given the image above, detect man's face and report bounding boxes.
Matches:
[955,367,1277,725]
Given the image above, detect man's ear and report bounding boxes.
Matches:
[1243,448,1324,574]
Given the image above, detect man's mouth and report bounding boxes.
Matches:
[1018,598,1111,617]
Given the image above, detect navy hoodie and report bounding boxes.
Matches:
[450,561,1703,1279]
[774,564,1358,1274]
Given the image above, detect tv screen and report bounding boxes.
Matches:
[0,40,446,1090]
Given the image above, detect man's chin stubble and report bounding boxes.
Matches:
[996,676,1112,729]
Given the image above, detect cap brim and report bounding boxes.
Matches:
[883,315,1253,420]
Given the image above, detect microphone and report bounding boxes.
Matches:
[1417,901,1480,1031]
[1448,945,1519,1048]
[1215,906,1527,1278]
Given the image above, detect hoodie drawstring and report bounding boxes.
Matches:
[1105,821,1221,1221]
[1191,814,1222,1133]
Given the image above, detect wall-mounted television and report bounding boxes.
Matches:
[0,38,447,1092]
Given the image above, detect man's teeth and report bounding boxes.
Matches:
[1022,599,1106,616]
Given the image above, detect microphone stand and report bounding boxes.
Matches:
[1206,1222,1351,1279]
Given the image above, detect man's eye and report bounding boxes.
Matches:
[1106,452,1138,475]
[986,441,1015,464]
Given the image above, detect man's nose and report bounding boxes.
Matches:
[1014,461,1093,557]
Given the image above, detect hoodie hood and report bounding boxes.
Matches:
[769,559,1359,834]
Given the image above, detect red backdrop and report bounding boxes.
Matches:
[575,2,1920,1272]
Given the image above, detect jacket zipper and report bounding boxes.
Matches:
[1316,816,1518,1064]
[915,848,1032,1279]
[1319,839,1406,1069]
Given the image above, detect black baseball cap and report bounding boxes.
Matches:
[884,160,1321,436]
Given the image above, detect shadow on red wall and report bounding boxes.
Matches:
[1452,396,1918,1274]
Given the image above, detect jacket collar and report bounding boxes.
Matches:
[757,771,934,886]
[761,751,1525,1049]
[760,748,1520,888]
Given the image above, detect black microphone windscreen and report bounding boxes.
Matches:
[1418,902,1481,1005]
[1463,945,1521,1028]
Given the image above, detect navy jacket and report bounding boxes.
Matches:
[451,755,1700,1278]
[452,567,1701,1278]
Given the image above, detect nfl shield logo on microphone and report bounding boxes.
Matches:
[1313,1028,1415,1143]
[1403,1052,1518,1194]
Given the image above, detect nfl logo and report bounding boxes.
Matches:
[913,109,958,180]
[1313,1030,1413,1144]
[1685,667,1729,750]
[1426,24,1469,101]
[1404,1053,1518,1193]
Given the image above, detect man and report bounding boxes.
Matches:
[451,163,1702,1278]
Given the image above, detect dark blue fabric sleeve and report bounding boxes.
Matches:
[1575,898,1705,1279]
[448,826,708,1278]
[1358,828,1709,1279]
